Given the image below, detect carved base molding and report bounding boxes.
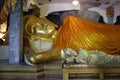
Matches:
[0,62,43,80]
[0,60,62,80]
[1,61,120,80]
[63,64,120,80]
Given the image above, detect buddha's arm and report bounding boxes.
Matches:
[24,48,62,65]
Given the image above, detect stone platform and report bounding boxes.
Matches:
[63,63,120,80]
[0,60,43,80]
[0,60,62,80]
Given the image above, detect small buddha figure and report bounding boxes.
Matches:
[0,21,7,41]
[0,0,10,45]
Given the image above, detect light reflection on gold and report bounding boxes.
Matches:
[25,48,61,64]
[24,15,58,52]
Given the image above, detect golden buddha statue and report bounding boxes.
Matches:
[24,13,120,65]
[23,15,63,65]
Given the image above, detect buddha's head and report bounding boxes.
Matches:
[24,15,58,52]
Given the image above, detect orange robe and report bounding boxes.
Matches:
[53,16,120,55]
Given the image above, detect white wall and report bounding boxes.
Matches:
[38,3,81,16]
[0,46,8,59]
[89,2,120,24]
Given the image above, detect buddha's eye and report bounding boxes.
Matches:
[36,23,45,27]
[35,23,54,30]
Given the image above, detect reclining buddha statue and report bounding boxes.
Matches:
[52,15,120,66]
[24,15,120,66]
[23,0,120,65]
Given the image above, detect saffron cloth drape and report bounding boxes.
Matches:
[53,16,120,55]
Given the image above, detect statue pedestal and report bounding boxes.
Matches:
[0,60,43,80]
[63,64,120,80]
[0,60,62,80]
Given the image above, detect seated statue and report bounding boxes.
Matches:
[0,0,10,45]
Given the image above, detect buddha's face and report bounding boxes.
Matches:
[30,22,57,52]
[32,22,56,38]
[25,16,57,53]
[25,16,57,38]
